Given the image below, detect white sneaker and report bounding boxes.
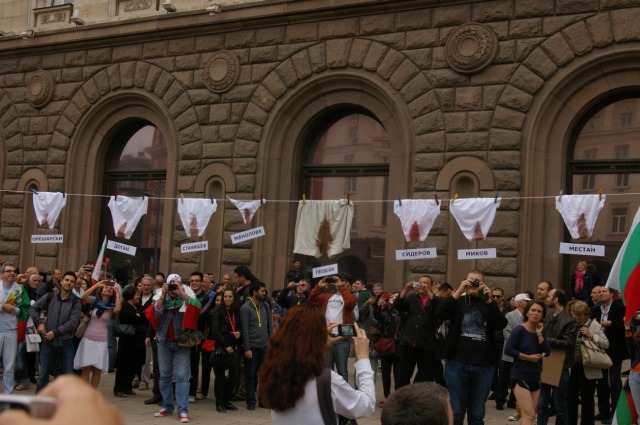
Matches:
[188,396,196,403]
[178,413,189,423]
[508,414,520,421]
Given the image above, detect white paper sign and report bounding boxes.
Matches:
[312,263,338,278]
[458,248,497,260]
[181,241,209,254]
[107,240,137,256]
[230,226,265,244]
[31,234,63,244]
[559,242,605,256]
[395,248,437,261]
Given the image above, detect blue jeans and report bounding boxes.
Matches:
[244,347,266,407]
[629,371,640,420]
[15,341,31,386]
[537,369,569,425]
[327,339,350,383]
[445,360,495,425]
[158,341,191,415]
[0,330,18,394]
[37,339,75,393]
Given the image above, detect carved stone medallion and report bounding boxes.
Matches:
[26,70,55,108]
[203,50,240,93]
[445,23,497,74]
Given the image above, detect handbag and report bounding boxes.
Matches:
[374,316,400,357]
[75,314,91,339]
[209,348,238,369]
[317,367,358,425]
[113,323,135,337]
[581,338,613,369]
[26,333,41,353]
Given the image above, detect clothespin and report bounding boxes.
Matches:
[494,192,499,204]
[599,188,603,201]
[434,194,439,205]
[302,193,306,205]
[210,194,214,204]
[260,193,264,205]
[61,190,65,198]
[142,194,145,200]
[114,191,118,200]
[180,193,184,204]
[397,194,402,207]
[347,193,350,204]
[451,193,458,205]
[30,188,38,195]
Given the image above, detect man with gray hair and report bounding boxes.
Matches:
[381,381,453,425]
[0,262,31,394]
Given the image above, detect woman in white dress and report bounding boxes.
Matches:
[74,280,121,388]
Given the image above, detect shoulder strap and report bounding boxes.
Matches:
[316,368,336,425]
[45,292,54,310]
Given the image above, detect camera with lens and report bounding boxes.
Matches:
[470,280,481,288]
[168,283,178,291]
[325,277,335,284]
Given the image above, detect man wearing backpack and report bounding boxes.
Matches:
[30,271,82,392]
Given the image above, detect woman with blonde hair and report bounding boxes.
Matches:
[567,301,609,425]
[259,305,375,424]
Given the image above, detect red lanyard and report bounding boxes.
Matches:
[226,309,236,333]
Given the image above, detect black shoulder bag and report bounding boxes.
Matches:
[316,368,358,425]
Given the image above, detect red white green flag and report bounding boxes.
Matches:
[611,377,637,425]
[605,206,640,323]
[91,236,107,285]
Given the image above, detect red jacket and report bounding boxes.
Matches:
[309,284,357,325]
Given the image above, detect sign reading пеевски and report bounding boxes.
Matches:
[312,263,338,278]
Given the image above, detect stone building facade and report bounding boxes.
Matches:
[1,0,639,294]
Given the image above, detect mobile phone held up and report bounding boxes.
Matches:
[0,395,56,418]
[337,324,355,337]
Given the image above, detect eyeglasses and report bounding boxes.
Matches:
[189,279,201,283]
[3,269,16,273]
[492,295,502,299]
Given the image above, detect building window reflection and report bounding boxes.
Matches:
[102,123,167,282]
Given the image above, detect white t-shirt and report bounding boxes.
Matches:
[270,359,376,425]
[325,293,344,335]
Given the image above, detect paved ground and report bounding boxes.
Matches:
[22,360,630,424]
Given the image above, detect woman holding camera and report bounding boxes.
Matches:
[259,305,375,424]
[373,292,401,407]
[504,301,550,425]
[74,280,121,388]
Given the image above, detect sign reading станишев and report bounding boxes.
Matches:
[457,248,497,260]
[230,226,265,245]
[312,263,338,278]
[31,234,63,243]
[181,241,209,253]
[559,242,605,256]
[107,240,136,256]
[395,248,437,260]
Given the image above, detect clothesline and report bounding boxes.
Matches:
[1,188,638,203]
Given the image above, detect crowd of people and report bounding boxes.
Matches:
[0,258,639,425]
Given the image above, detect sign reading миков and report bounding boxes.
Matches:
[107,240,136,256]
[457,248,497,260]
[312,263,338,278]
[230,226,265,245]
[559,243,605,256]
[395,248,437,261]
[181,241,209,253]
[31,234,63,244]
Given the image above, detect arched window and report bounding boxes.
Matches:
[300,111,390,283]
[568,96,640,282]
[102,122,167,282]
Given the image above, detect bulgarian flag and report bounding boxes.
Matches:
[91,236,108,286]
[612,377,638,425]
[606,206,640,323]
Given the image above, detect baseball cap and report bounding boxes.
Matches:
[514,293,531,303]
[166,273,182,284]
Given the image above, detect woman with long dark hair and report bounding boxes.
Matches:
[209,289,241,413]
[504,301,550,425]
[113,285,148,397]
[74,280,122,388]
[259,305,375,424]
